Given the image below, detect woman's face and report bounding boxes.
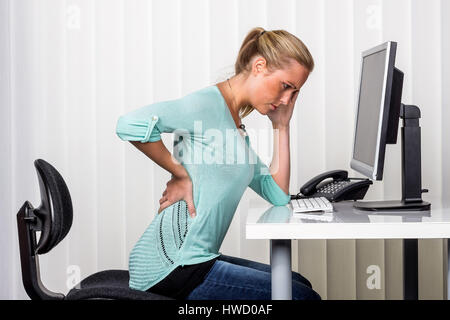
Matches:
[247,57,310,115]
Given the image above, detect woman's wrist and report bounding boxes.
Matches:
[272,123,290,131]
[172,164,189,179]
[166,153,189,179]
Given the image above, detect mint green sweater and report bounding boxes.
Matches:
[116,85,291,291]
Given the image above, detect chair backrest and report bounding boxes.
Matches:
[16,159,73,299]
[33,158,73,254]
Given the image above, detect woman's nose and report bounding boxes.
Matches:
[279,92,291,105]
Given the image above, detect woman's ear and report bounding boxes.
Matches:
[252,56,267,75]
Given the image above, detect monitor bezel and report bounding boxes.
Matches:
[350,41,397,181]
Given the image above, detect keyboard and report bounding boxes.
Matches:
[290,197,334,213]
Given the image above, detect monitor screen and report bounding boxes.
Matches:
[353,49,387,167]
[351,42,397,180]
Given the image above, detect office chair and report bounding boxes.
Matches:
[16,158,172,300]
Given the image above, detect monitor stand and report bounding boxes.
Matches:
[354,200,430,211]
[354,104,431,212]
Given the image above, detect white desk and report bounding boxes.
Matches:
[246,200,450,300]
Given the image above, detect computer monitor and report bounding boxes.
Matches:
[350,41,430,211]
[350,41,399,180]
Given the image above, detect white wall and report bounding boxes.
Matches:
[1,0,449,300]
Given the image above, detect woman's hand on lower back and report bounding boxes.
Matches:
[158,174,196,218]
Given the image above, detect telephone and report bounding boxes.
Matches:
[293,170,373,202]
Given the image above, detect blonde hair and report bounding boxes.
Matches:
[234,27,315,118]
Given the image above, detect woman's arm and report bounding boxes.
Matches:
[266,90,298,196]
[115,92,213,217]
[130,140,196,216]
[269,124,290,195]
[130,140,188,179]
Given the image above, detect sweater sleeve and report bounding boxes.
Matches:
[116,91,211,143]
[248,153,291,206]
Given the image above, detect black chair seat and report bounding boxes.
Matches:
[65,270,172,300]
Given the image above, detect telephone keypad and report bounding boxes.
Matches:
[318,180,352,195]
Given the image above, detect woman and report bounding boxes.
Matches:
[116,27,320,300]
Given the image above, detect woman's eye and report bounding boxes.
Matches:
[282,83,290,90]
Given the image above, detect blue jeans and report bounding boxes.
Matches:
[186,254,321,300]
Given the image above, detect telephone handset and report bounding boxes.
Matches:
[294,170,373,202]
